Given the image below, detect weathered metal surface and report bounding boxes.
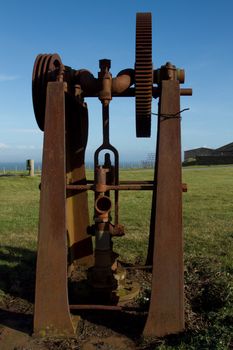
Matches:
[94,102,119,225]
[34,82,74,336]
[83,87,192,98]
[90,149,119,291]
[154,63,185,84]
[135,12,153,137]
[32,54,62,131]
[69,304,142,311]
[32,11,192,339]
[67,183,187,191]
[144,79,184,337]
[66,95,93,267]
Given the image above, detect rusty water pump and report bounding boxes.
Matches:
[33,13,192,338]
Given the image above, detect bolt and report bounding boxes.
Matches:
[99,59,111,71]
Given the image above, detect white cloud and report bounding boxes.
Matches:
[0,74,19,82]
[16,145,37,150]
[0,143,41,151]
[0,143,9,149]
[6,128,41,134]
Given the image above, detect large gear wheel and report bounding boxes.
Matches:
[135,13,153,137]
[32,53,62,131]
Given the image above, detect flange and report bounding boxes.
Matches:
[135,12,153,137]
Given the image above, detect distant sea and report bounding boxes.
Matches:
[0,162,42,172]
[0,160,150,172]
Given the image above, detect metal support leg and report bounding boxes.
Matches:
[34,82,74,336]
[66,98,93,267]
[143,80,184,337]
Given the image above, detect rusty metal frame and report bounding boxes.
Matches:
[144,79,184,337]
[33,13,192,340]
[34,82,74,336]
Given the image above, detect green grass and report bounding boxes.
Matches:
[183,167,233,269]
[0,167,232,349]
[0,175,40,249]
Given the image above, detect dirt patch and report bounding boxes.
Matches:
[1,259,224,349]
[82,336,136,350]
[0,268,151,350]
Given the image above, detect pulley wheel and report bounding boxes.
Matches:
[135,13,153,137]
[32,53,62,130]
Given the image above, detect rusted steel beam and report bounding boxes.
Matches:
[108,184,153,190]
[144,80,184,337]
[66,184,154,191]
[179,88,192,96]
[34,82,74,336]
[120,180,154,184]
[69,305,143,311]
[66,183,187,191]
[86,180,154,184]
[83,87,192,98]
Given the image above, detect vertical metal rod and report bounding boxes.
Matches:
[100,104,119,225]
[104,153,111,198]
[102,104,110,145]
[114,170,119,225]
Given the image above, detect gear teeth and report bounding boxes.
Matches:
[135,13,153,137]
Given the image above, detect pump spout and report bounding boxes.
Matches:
[112,69,135,94]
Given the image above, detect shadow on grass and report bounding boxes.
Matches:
[0,246,232,348]
[0,245,36,335]
[0,245,36,303]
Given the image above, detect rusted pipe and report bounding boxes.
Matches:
[67,183,188,192]
[69,304,144,311]
[95,166,109,193]
[87,180,153,184]
[75,69,99,94]
[98,59,112,105]
[75,68,134,97]
[179,88,192,96]
[83,87,192,98]
[112,69,135,94]
[95,195,112,214]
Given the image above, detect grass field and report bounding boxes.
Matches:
[0,167,232,349]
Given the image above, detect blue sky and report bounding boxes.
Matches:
[0,0,233,163]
